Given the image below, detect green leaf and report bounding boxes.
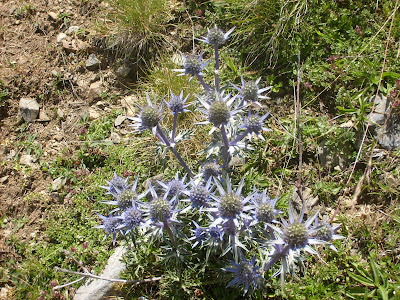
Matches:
[347,271,375,287]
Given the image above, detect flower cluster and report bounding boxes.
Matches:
[91,25,345,296]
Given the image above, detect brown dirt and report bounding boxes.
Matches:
[0,0,124,272]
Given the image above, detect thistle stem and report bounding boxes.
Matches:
[163,220,178,249]
[264,245,290,272]
[220,124,230,167]
[171,112,178,144]
[196,74,210,92]
[230,129,249,146]
[156,125,194,178]
[214,45,220,92]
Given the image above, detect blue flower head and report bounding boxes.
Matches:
[166,90,190,114]
[121,203,144,234]
[94,213,124,246]
[207,176,253,228]
[197,26,235,47]
[240,111,271,141]
[173,52,209,79]
[312,216,344,251]
[101,175,142,212]
[189,221,208,248]
[127,94,164,135]
[143,183,179,228]
[201,158,222,181]
[197,91,239,130]
[269,203,325,255]
[158,172,188,201]
[251,188,280,224]
[233,76,272,106]
[100,172,129,197]
[223,252,262,295]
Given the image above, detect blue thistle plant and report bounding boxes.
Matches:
[173,52,209,91]
[223,252,262,295]
[201,158,222,181]
[158,172,188,200]
[166,90,190,114]
[208,176,253,228]
[184,178,213,210]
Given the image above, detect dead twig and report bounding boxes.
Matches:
[53,249,162,290]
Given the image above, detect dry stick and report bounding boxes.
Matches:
[54,267,162,287]
[295,53,304,204]
[329,0,399,222]
[54,249,162,290]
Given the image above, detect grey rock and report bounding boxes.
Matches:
[6,149,16,160]
[0,175,9,184]
[367,94,389,126]
[87,81,102,104]
[52,177,66,191]
[292,187,319,210]
[19,97,40,122]
[110,132,121,144]
[0,287,9,300]
[54,134,63,142]
[89,108,100,120]
[57,108,64,118]
[115,64,130,77]
[56,33,67,43]
[121,95,138,116]
[48,11,58,22]
[74,246,127,300]
[20,154,36,167]
[86,54,100,71]
[367,94,400,150]
[376,123,400,150]
[114,115,126,127]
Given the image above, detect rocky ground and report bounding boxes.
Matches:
[0,0,134,294]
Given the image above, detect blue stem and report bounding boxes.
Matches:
[230,129,249,146]
[171,112,178,144]
[156,125,194,178]
[264,245,290,272]
[163,220,177,249]
[220,124,230,167]
[196,74,210,92]
[214,45,220,92]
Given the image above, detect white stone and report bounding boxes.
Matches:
[110,132,121,144]
[74,247,127,300]
[19,97,40,122]
[121,95,138,116]
[20,154,36,167]
[114,115,126,126]
[57,33,67,43]
[67,26,80,35]
[89,108,100,120]
[52,177,66,191]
